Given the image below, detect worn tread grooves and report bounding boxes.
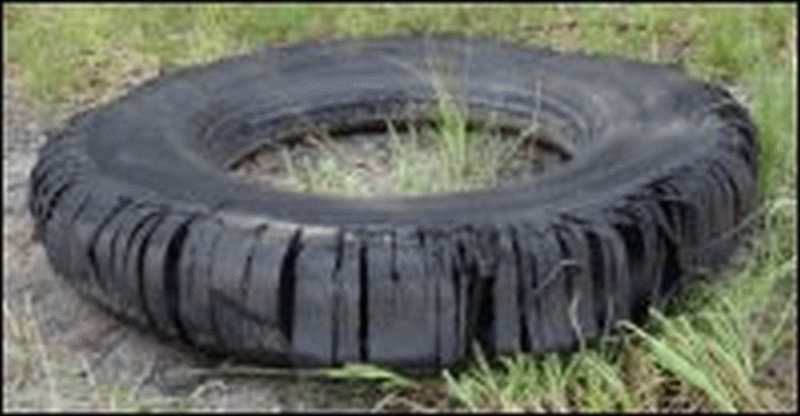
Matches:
[37,174,81,223]
[525,242,543,351]
[111,205,164,324]
[278,229,303,345]
[585,230,606,332]
[358,241,369,361]
[590,223,628,337]
[475,275,496,356]
[331,228,345,363]
[390,230,399,282]
[41,181,90,237]
[163,214,200,345]
[419,232,443,367]
[87,198,135,291]
[202,224,227,348]
[711,158,743,219]
[612,213,649,301]
[134,209,169,326]
[30,152,83,193]
[504,226,527,353]
[101,207,137,290]
[553,227,575,309]
[120,206,154,275]
[561,220,600,342]
[46,186,94,272]
[457,232,496,356]
[657,234,683,301]
[450,252,463,357]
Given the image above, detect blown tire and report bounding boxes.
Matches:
[28,35,758,368]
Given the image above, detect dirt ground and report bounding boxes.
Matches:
[2,65,443,412]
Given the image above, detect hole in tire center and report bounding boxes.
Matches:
[227,107,582,196]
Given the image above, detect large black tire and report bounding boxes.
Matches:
[29,35,757,368]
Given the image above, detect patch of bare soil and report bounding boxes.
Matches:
[754,348,798,411]
[2,63,433,412]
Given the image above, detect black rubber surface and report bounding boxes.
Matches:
[28,35,758,368]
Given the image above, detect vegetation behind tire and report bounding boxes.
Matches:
[28,35,757,368]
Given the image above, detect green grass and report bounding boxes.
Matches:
[3,3,796,412]
[260,118,544,196]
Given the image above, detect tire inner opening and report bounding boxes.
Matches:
[225,99,585,196]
